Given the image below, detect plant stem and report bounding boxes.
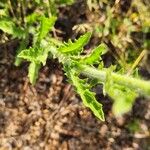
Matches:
[80,65,150,96]
[48,0,52,17]
[127,50,146,75]
[8,0,16,20]
[49,44,150,96]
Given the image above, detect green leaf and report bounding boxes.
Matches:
[26,12,41,25]
[108,84,137,116]
[0,8,8,16]
[0,17,14,34]
[79,43,107,65]
[36,48,49,65]
[0,17,25,38]
[18,48,36,62]
[58,32,92,55]
[13,27,26,39]
[38,16,57,42]
[18,45,50,85]
[34,0,41,4]
[104,69,137,116]
[69,70,105,121]
[28,62,41,85]
[15,39,29,66]
[18,47,49,65]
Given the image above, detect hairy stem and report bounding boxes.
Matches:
[49,45,150,96]
[80,65,150,96]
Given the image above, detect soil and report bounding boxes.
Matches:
[0,1,150,150]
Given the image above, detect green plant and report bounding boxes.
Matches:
[18,18,150,121]
[18,16,56,84]
[126,119,141,133]
[1,0,150,121]
[84,0,149,74]
[0,0,74,66]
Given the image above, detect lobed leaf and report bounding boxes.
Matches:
[37,16,57,42]
[0,17,25,38]
[28,62,41,85]
[107,84,137,116]
[26,12,41,25]
[15,39,29,66]
[36,48,49,65]
[79,43,107,65]
[18,47,49,65]
[0,17,14,34]
[69,70,105,121]
[104,69,137,116]
[18,48,37,62]
[58,32,92,55]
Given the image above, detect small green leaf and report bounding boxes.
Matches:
[69,70,105,121]
[104,74,137,116]
[15,39,29,66]
[0,8,8,17]
[108,84,137,116]
[18,48,36,62]
[83,90,105,121]
[0,17,15,34]
[26,12,40,24]
[0,17,25,38]
[79,43,107,65]
[18,47,49,65]
[28,62,41,85]
[38,16,57,42]
[34,0,41,4]
[104,70,137,116]
[36,48,49,65]
[58,32,92,55]
[18,46,50,85]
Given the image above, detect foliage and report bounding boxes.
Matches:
[19,30,150,120]
[58,32,91,54]
[81,0,150,73]
[126,119,141,133]
[0,17,25,38]
[0,0,73,66]
[69,70,105,121]
[0,0,150,121]
[18,16,56,84]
